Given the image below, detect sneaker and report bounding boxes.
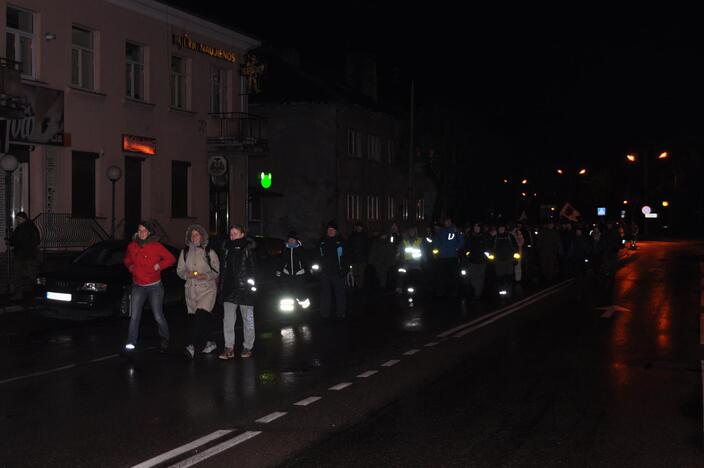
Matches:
[240,348,252,358]
[184,345,195,359]
[218,348,235,360]
[201,341,217,354]
[160,339,169,352]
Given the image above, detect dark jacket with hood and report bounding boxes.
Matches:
[317,234,346,276]
[219,236,257,305]
[9,218,40,260]
[464,231,489,264]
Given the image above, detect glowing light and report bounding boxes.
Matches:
[578,168,587,175]
[521,179,528,185]
[658,151,668,159]
[460,270,467,276]
[557,169,563,175]
[125,344,135,350]
[661,200,669,207]
[513,253,521,260]
[626,154,636,162]
[297,298,311,309]
[279,298,295,312]
[623,200,629,205]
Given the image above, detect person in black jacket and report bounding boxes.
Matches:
[462,222,489,300]
[317,220,347,320]
[218,224,257,360]
[8,211,41,300]
[276,231,309,307]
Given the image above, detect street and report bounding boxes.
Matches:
[0,241,702,467]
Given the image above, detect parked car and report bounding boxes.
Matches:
[34,240,184,319]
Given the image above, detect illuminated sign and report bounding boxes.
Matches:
[172,34,237,63]
[597,207,606,216]
[644,213,659,218]
[260,172,272,189]
[641,205,651,215]
[122,134,156,155]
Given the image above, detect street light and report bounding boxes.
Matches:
[106,165,122,239]
[626,154,637,163]
[1,154,19,293]
[578,168,587,175]
[662,200,669,207]
[658,151,668,160]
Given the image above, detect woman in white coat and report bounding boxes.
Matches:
[177,224,220,358]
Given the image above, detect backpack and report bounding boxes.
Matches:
[182,245,218,274]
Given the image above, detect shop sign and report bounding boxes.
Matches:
[122,134,157,155]
[172,34,237,63]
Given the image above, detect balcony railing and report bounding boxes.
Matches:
[0,57,26,119]
[207,112,267,154]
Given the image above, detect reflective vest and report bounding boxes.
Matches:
[402,237,423,262]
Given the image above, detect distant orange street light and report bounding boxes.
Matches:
[623,200,629,205]
[556,169,563,175]
[658,151,669,159]
[521,179,528,185]
[578,168,587,175]
[626,154,637,162]
[662,200,669,207]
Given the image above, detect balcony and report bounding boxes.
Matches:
[207,112,268,155]
[0,57,26,119]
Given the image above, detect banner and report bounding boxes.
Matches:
[0,84,65,152]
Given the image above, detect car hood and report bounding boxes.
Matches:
[41,264,130,283]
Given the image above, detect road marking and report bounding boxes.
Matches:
[0,364,77,385]
[132,429,234,468]
[89,354,119,363]
[381,359,400,367]
[453,283,570,338]
[256,412,287,424]
[437,279,573,338]
[294,396,322,406]
[329,382,353,391]
[357,370,378,378]
[403,349,420,355]
[424,342,439,347]
[167,431,262,468]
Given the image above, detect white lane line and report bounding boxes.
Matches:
[255,412,287,424]
[329,382,353,391]
[132,429,234,468]
[437,279,572,338]
[0,364,77,385]
[381,359,400,367]
[403,349,420,355]
[357,370,378,378]
[424,342,439,347]
[294,396,322,406]
[90,354,119,363]
[167,431,262,468]
[454,283,569,338]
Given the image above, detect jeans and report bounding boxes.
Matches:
[223,302,255,350]
[319,273,346,318]
[126,282,169,347]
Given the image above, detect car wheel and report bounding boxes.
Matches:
[116,289,131,317]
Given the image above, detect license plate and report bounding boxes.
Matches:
[46,292,72,302]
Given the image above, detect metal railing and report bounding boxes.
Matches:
[33,213,109,251]
[207,112,268,153]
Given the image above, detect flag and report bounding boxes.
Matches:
[560,202,581,222]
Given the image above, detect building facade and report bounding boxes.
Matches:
[0,0,262,253]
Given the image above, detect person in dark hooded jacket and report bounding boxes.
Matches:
[317,220,347,319]
[218,224,257,359]
[8,211,40,300]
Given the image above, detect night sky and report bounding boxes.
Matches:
[162,1,704,225]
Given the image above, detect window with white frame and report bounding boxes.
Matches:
[402,199,409,221]
[72,26,94,89]
[346,193,361,220]
[125,42,144,100]
[366,195,380,221]
[386,196,395,220]
[210,67,227,113]
[368,135,380,161]
[347,129,362,157]
[6,5,34,77]
[170,55,187,109]
[416,198,425,221]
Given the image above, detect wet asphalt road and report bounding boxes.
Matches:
[0,241,702,467]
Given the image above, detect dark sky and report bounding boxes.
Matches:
[162,2,704,168]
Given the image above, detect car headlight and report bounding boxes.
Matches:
[80,282,108,292]
[36,276,46,286]
[247,278,255,286]
[398,268,407,274]
[279,298,295,312]
[460,270,467,276]
[311,264,320,272]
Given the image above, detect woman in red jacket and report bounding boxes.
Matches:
[123,221,176,352]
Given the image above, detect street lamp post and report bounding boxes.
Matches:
[106,166,122,239]
[1,154,19,292]
[626,151,669,237]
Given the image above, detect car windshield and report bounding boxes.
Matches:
[73,244,125,267]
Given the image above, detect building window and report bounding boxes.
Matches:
[210,67,227,113]
[171,161,190,218]
[366,195,380,221]
[6,6,34,77]
[402,199,409,221]
[71,152,97,218]
[386,196,395,220]
[347,129,363,158]
[125,42,144,100]
[346,193,360,220]
[416,199,425,221]
[170,55,187,109]
[368,135,380,161]
[71,26,94,89]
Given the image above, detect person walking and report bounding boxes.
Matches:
[7,211,41,300]
[177,224,220,359]
[218,224,257,360]
[317,220,347,320]
[123,221,176,353]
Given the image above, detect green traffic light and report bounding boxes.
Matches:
[260,172,272,189]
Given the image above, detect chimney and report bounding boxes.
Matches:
[345,53,378,102]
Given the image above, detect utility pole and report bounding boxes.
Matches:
[408,80,415,222]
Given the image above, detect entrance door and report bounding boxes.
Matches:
[124,158,142,239]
